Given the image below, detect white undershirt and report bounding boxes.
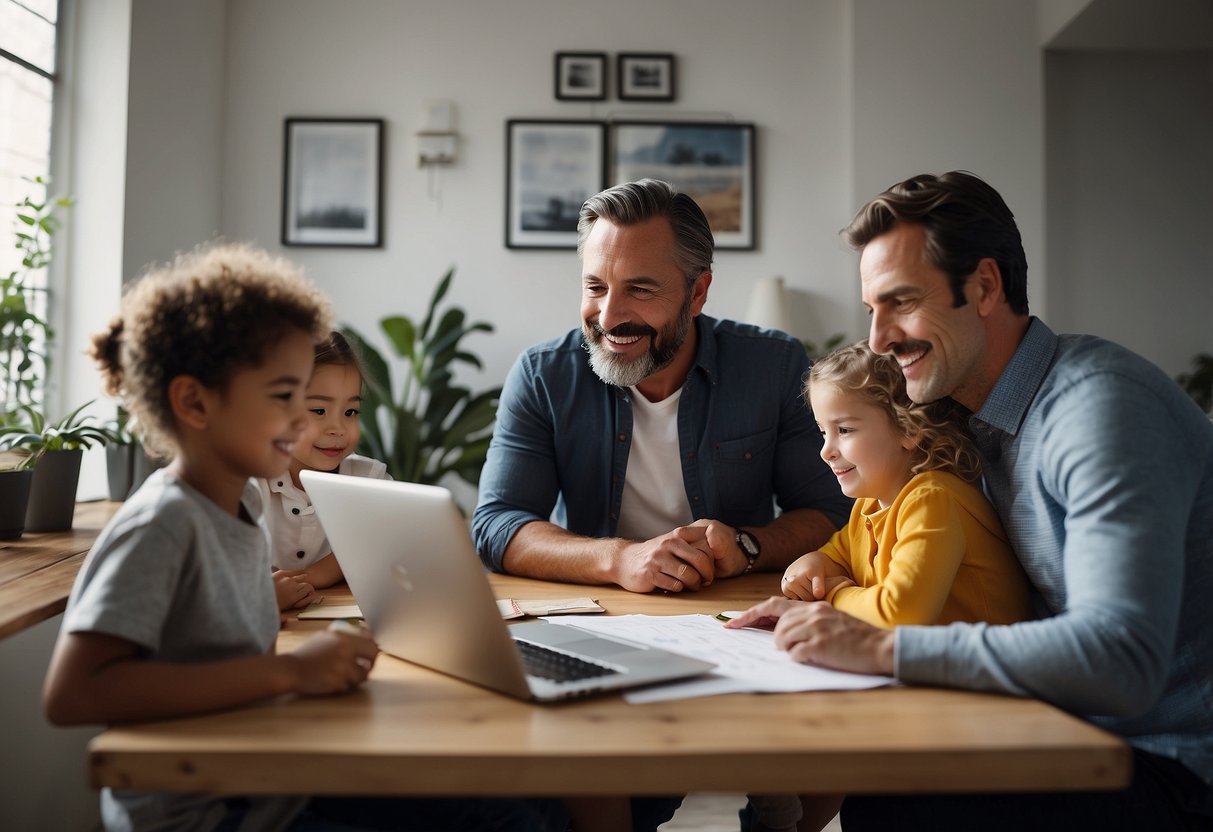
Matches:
[615,386,693,541]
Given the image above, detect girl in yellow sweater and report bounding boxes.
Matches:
[780,340,1031,626]
[743,342,1032,832]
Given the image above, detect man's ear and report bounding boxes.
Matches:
[969,258,1004,317]
[168,375,212,431]
[690,271,712,316]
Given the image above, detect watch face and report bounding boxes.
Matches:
[738,531,759,557]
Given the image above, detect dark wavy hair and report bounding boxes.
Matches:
[807,340,983,481]
[577,178,714,288]
[844,171,1029,315]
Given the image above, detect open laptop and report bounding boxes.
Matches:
[300,470,715,702]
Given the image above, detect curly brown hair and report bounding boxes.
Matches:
[806,340,982,481]
[90,244,333,457]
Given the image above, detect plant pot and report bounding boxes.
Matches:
[106,444,135,502]
[25,448,84,532]
[0,468,35,540]
[105,442,164,501]
[130,443,165,498]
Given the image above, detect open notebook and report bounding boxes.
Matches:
[300,471,715,701]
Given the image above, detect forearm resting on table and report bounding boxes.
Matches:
[45,631,312,726]
[752,508,840,571]
[500,521,626,585]
[302,553,344,589]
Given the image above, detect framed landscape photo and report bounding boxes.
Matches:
[505,119,606,249]
[282,118,384,247]
[617,53,675,102]
[611,121,755,249]
[555,52,607,101]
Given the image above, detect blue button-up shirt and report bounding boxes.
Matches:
[472,315,852,571]
[897,319,1213,798]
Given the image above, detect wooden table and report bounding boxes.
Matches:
[89,573,1130,797]
[0,501,119,640]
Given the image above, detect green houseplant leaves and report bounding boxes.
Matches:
[341,268,501,487]
[0,401,118,469]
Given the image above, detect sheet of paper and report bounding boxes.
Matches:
[545,613,895,703]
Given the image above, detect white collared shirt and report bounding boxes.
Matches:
[258,454,390,570]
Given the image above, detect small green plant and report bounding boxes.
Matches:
[1,177,71,413]
[341,268,501,487]
[0,401,117,470]
[1176,353,1213,414]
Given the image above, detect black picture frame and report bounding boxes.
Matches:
[555,52,608,101]
[617,53,676,102]
[611,121,756,250]
[282,118,384,248]
[505,119,607,250]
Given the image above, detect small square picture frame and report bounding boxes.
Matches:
[617,53,676,102]
[555,52,608,101]
[281,118,384,248]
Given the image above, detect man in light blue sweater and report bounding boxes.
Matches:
[728,171,1212,830]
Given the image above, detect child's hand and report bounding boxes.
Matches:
[286,623,379,696]
[273,569,318,611]
[781,552,849,601]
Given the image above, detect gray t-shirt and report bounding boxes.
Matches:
[64,469,305,832]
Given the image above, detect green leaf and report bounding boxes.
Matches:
[380,316,417,361]
[418,267,454,341]
[344,270,499,489]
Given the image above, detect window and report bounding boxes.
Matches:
[1,0,59,407]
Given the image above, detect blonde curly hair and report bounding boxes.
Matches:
[806,340,982,481]
[90,243,333,457]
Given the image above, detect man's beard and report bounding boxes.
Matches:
[583,295,693,388]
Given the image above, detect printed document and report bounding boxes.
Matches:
[546,613,894,703]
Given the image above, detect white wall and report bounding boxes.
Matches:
[217,0,861,391]
[850,0,1047,319]
[123,0,227,282]
[1045,49,1213,378]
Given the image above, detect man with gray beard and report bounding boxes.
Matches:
[473,179,850,595]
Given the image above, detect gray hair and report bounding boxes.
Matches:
[577,179,714,286]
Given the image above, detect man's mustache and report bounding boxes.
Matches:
[589,321,657,339]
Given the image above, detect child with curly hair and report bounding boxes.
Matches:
[44,244,564,832]
[741,340,1032,832]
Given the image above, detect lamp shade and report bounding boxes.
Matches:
[746,275,793,335]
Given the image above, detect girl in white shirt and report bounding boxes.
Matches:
[263,332,391,611]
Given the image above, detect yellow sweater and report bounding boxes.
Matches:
[820,470,1032,628]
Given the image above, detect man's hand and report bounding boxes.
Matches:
[725,596,895,676]
[616,527,716,593]
[682,518,749,578]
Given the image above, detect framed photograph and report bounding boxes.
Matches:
[611,121,756,249]
[617,53,675,102]
[505,120,606,249]
[282,118,384,247]
[555,52,607,101]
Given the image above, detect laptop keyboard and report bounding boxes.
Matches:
[514,638,622,683]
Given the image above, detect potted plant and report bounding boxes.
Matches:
[1,177,70,414]
[341,268,501,488]
[103,407,164,501]
[1,401,117,532]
